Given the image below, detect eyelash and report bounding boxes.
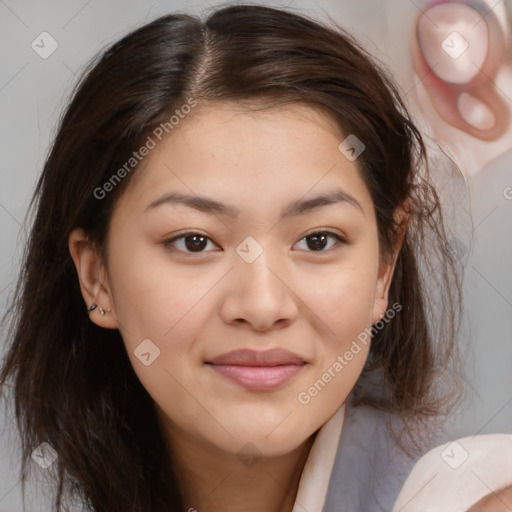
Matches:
[162,229,347,254]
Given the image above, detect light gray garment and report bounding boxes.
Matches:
[323,394,447,512]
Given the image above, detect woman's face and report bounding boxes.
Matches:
[72,101,398,458]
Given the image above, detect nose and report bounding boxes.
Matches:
[219,244,299,332]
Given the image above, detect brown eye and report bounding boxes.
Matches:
[163,232,219,253]
[294,231,346,252]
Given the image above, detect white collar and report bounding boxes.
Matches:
[393,433,512,511]
[291,404,346,512]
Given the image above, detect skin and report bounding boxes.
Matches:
[69,100,404,511]
[466,485,512,512]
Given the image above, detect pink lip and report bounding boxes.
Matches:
[206,348,306,391]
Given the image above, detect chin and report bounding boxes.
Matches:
[225,419,314,457]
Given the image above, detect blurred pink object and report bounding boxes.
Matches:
[413,1,509,140]
[393,434,512,511]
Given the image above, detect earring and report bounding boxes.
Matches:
[87,304,111,315]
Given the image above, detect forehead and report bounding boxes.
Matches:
[117,100,372,215]
[175,100,346,151]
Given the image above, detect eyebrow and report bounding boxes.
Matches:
[145,189,364,219]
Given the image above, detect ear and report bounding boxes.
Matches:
[68,228,118,329]
[371,207,408,325]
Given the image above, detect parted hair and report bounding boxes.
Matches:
[0,4,463,511]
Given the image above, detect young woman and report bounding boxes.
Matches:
[1,4,510,512]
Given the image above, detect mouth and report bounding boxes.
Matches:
[205,348,306,391]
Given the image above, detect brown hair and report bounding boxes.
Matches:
[0,4,464,511]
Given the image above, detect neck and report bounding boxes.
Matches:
[159,418,317,512]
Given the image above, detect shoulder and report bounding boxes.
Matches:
[324,396,445,512]
[393,433,512,512]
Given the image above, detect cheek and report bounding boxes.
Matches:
[110,251,211,426]
[293,254,379,340]
[107,241,221,392]
[292,266,375,418]
[291,247,378,385]
[108,238,211,340]
[324,273,375,328]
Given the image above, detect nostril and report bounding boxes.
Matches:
[416,3,489,84]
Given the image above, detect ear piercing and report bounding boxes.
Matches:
[87,304,111,315]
